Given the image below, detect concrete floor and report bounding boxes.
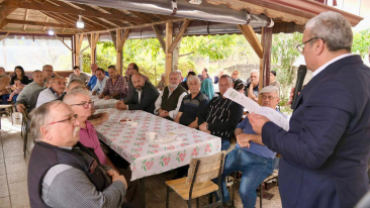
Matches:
[0,115,282,208]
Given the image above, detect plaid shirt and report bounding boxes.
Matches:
[102,75,128,99]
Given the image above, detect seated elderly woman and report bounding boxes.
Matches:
[174,76,209,128]
[27,100,133,208]
[63,88,141,208]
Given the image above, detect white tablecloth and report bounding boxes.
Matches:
[94,108,221,181]
[91,96,118,110]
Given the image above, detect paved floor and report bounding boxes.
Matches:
[0,115,282,208]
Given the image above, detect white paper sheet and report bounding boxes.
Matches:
[224,88,289,130]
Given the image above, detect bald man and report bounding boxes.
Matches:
[36,76,66,108]
[16,70,46,113]
[115,73,159,113]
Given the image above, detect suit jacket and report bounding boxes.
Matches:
[262,55,370,208]
[124,81,159,113]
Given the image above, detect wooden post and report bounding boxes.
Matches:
[74,34,84,67]
[259,28,265,92]
[165,22,173,86]
[90,33,100,65]
[262,27,273,87]
[115,29,130,75]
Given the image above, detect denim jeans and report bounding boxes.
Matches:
[1,94,10,105]
[221,148,274,208]
[221,139,231,151]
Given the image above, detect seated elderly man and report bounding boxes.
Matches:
[115,74,159,113]
[16,70,46,113]
[64,88,141,208]
[198,75,243,150]
[245,70,260,102]
[35,76,66,108]
[218,86,282,208]
[92,68,109,95]
[154,71,187,120]
[99,65,128,100]
[174,76,209,128]
[27,101,131,208]
[179,71,196,91]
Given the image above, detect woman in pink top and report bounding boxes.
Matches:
[63,87,141,208]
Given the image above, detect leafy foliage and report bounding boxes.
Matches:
[271,32,303,98]
[352,29,370,58]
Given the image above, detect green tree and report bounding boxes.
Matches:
[271,32,303,106]
[352,29,370,58]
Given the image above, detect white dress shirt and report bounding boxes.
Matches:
[36,88,59,108]
[312,53,354,78]
[92,76,109,95]
[154,86,187,119]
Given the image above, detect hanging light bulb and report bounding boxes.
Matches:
[48,28,54,36]
[76,15,85,29]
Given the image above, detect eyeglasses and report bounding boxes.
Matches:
[47,114,78,125]
[260,95,278,100]
[70,101,94,109]
[296,37,322,53]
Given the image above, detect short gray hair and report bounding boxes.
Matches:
[250,69,259,76]
[67,79,85,90]
[305,11,353,51]
[169,71,181,79]
[187,75,200,85]
[63,87,89,103]
[29,101,64,140]
[42,64,53,71]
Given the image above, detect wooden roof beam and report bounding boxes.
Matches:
[0,32,10,42]
[58,13,106,30]
[0,0,19,29]
[129,11,152,23]
[237,24,263,59]
[168,19,191,53]
[151,25,166,52]
[2,0,143,23]
[23,9,29,31]
[5,19,90,30]
[49,1,126,28]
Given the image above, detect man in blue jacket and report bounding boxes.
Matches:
[249,11,370,208]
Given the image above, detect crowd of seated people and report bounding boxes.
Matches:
[0,61,284,208]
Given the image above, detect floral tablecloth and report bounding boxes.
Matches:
[94,108,221,181]
[91,95,118,110]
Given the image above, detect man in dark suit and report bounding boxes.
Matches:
[248,11,370,208]
[115,74,159,113]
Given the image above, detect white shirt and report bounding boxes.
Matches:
[154,86,187,119]
[92,76,109,95]
[136,90,142,104]
[36,88,59,108]
[312,53,355,78]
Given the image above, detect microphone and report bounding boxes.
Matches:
[291,65,307,109]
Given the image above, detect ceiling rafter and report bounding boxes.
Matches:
[1,0,143,23]
[48,0,126,28]
[6,19,90,30]
[0,0,19,29]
